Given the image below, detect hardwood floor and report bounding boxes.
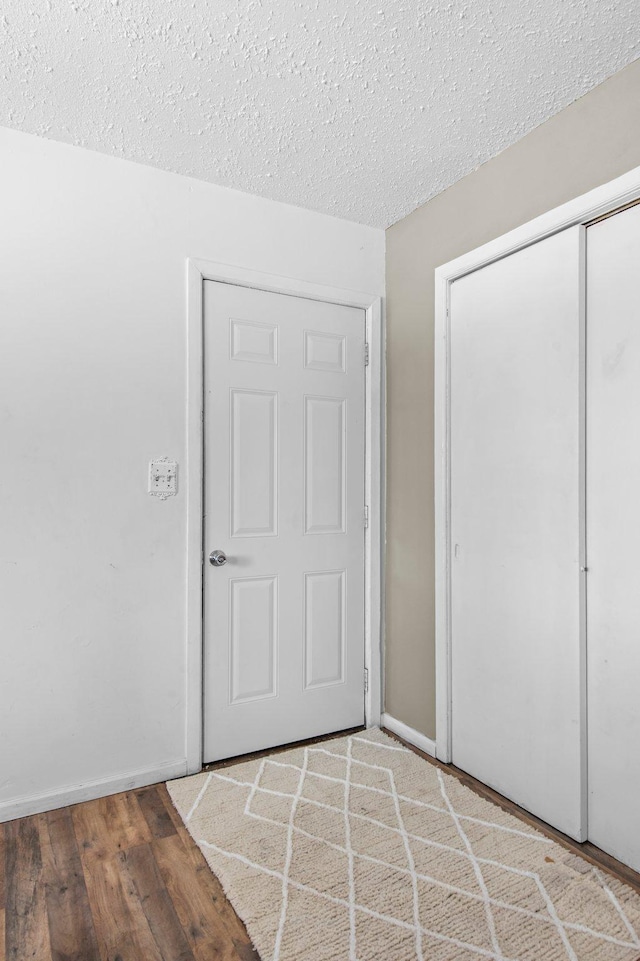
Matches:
[1,783,259,961]
[3,725,640,960]
[0,729,362,961]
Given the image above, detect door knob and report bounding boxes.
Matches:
[209,550,227,567]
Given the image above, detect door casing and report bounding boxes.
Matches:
[185,258,384,774]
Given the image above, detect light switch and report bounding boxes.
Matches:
[149,458,178,499]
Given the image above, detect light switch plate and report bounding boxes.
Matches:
[149,457,178,499]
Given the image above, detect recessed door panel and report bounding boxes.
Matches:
[304,330,346,372]
[304,570,345,690]
[204,281,366,761]
[230,319,278,365]
[230,576,277,703]
[230,389,277,537]
[304,396,346,535]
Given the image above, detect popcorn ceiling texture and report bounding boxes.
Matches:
[1,0,639,228]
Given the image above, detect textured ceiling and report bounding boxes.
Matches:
[2,1,639,228]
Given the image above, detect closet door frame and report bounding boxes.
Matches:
[434,164,640,783]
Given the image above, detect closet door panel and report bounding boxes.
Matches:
[450,227,584,839]
[587,203,640,872]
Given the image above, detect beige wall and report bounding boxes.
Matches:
[384,57,640,739]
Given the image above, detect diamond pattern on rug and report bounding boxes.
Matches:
[167,728,640,961]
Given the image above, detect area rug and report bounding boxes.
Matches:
[167,728,640,961]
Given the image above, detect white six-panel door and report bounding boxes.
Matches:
[586,203,640,873]
[449,227,585,840]
[203,281,366,762]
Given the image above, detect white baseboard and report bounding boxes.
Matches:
[381,713,436,758]
[0,758,188,823]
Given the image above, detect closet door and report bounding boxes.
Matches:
[450,227,584,839]
[587,203,640,872]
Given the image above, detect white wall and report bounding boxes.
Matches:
[0,126,385,818]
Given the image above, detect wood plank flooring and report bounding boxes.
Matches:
[3,725,640,960]
[1,783,259,961]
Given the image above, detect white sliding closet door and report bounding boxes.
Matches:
[450,227,585,839]
[587,203,640,872]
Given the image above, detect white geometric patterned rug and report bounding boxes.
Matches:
[167,728,640,961]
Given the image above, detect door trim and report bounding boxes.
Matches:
[185,258,384,773]
[434,163,640,772]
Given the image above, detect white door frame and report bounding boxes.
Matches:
[434,163,640,765]
[185,258,384,773]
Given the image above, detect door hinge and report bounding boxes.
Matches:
[364,667,369,694]
[364,342,369,366]
[363,505,369,528]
